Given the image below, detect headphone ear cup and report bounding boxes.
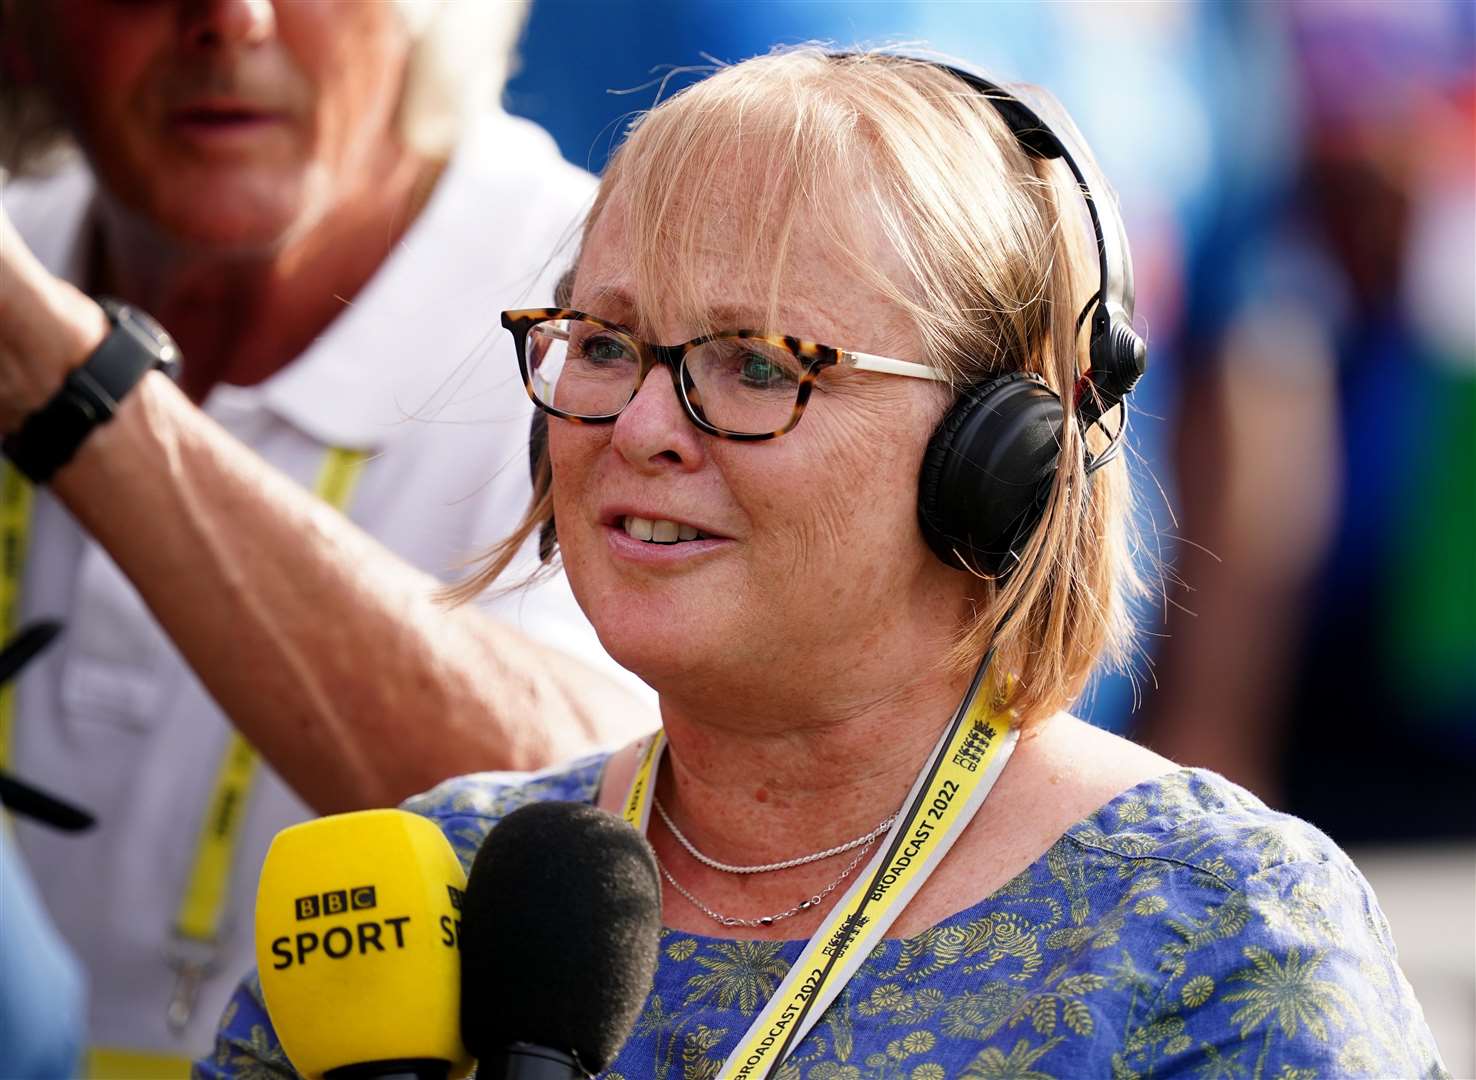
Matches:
[918,373,1065,576]
[1083,312,1147,422]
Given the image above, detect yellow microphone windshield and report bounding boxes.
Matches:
[255,808,471,1080]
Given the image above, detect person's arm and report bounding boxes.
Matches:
[1,206,653,815]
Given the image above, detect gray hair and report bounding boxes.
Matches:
[0,0,528,176]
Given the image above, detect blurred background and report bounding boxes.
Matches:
[504,0,1474,1068]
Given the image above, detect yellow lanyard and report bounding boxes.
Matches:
[623,659,1019,1080]
[0,462,34,768]
[166,446,369,1032]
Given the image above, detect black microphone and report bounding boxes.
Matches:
[461,801,662,1079]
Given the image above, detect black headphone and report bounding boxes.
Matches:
[907,57,1147,578]
[529,54,1146,574]
[903,56,1145,581]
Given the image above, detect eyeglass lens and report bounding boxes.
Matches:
[526,318,807,436]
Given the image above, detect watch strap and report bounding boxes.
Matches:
[2,299,180,484]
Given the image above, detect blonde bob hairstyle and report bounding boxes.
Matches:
[0,0,526,175]
[455,47,1144,724]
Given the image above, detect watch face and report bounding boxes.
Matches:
[102,299,182,380]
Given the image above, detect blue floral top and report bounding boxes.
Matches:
[199,755,1447,1080]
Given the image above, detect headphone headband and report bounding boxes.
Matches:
[831,52,1147,427]
[824,51,1150,575]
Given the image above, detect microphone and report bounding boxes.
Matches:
[255,808,473,1080]
[461,801,662,1079]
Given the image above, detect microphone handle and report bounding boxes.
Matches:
[481,1043,583,1080]
[324,1059,450,1080]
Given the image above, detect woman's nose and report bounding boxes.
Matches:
[610,365,706,472]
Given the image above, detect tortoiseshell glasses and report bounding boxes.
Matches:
[502,309,948,441]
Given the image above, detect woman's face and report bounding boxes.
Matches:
[550,187,970,693]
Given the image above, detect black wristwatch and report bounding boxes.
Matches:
[3,299,181,484]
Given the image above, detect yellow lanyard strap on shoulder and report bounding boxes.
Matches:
[0,462,34,769]
[167,446,370,1031]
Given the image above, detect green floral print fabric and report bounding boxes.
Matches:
[198,754,1448,1080]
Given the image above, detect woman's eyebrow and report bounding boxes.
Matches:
[571,284,637,322]
[700,304,774,330]
[571,286,784,338]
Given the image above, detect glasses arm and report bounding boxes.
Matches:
[841,350,950,383]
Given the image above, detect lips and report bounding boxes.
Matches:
[166,100,287,134]
[173,108,278,122]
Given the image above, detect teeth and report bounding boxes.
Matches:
[623,516,705,544]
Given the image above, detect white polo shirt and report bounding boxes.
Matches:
[3,112,649,1061]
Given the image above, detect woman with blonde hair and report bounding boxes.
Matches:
[206,49,1445,1079]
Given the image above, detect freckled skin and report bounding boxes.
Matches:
[548,180,975,722]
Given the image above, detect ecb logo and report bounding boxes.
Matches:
[295,885,377,921]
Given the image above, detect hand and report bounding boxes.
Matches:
[0,198,108,434]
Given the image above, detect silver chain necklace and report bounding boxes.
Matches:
[655,839,878,928]
[653,795,897,875]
